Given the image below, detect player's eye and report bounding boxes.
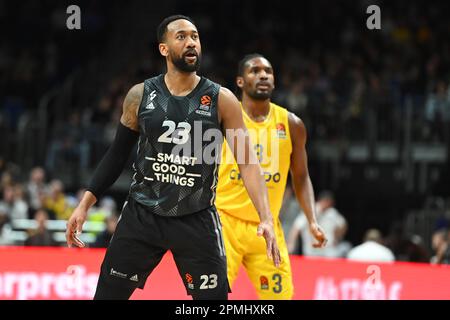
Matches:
[176,34,185,40]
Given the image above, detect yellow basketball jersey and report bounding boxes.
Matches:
[215,102,292,223]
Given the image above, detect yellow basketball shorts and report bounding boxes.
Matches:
[219,210,294,300]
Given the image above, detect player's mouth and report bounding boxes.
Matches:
[184,51,198,62]
[256,82,271,90]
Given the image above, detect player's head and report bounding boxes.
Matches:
[157,15,201,73]
[317,190,335,210]
[363,229,383,243]
[236,53,275,100]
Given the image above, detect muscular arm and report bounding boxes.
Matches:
[67,83,143,247]
[218,87,272,223]
[120,83,142,131]
[218,87,280,265]
[288,113,327,248]
[84,83,143,203]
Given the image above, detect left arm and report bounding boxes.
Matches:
[288,113,327,248]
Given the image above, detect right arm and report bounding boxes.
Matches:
[218,87,280,266]
[66,83,143,248]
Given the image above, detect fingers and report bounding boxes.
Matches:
[257,225,263,237]
[266,237,273,261]
[312,236,328,248]
[65,218,85,248]
[73,231,86,248]
[66,220,75,248]
[259,224,281,267]
[272,242,281,267]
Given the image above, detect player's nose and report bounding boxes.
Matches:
[186,37,197,48]
[259,70,269,80]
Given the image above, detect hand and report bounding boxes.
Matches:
[257,220,281,267]
[309,222,327,248]
[65,205,88,248]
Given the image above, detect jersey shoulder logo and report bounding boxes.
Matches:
[276,123,287,139]
[146,90,157,110]
[195,95,212,117]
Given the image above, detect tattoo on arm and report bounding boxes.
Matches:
[120,84,143,131]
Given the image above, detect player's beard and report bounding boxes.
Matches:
[171,51,201,73]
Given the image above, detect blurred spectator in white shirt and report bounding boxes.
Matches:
[0,184,28,221]
[347,228,395,262]
[288,191,349,258]
[25,167,48,213]
[430,228,450,265]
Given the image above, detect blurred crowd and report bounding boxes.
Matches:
[1,1,450,175]
[0,163,120,247]
[1,160,448,265]
[279,185,450,265]
[1,0,450,263]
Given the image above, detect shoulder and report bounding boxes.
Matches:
[129,83,144,96]
[326,207,343,218]
[124,83,144,108]
[217,87,240,110]
[124,83,145,110]
[287,112,305,130]
[120,83,144,131]
[287,112,307,144]
[219,86,237,100]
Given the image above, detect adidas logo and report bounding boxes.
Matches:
[146,90,157,110]
[130,274,139,282]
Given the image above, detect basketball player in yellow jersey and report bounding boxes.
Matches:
[215,54,328,299]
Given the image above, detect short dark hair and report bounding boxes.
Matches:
[157,14,196,43]
[318,190,335,203]
[237,53,265,76]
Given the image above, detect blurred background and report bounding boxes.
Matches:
[0,0,449,267]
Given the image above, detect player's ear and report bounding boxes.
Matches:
[159,43,169,57]
[236,76,244,89]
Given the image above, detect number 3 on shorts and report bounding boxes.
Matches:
[272,273,282,293]
[200,274,218,289]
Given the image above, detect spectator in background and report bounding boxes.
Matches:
[347,228,395,262]
[25,167,48,215]
[88,196,117,224]
[45,111,90,173]
[425,81,450,122]
[385,222,430,262]
[0,207,15,245]
[43,179,72,220]
[24,209,57,247]
[0,170,14,195]
[287,191,349,258]
[430,229,450,265]
[91,213,119,248]
[0,184,28,221]
[424,80,450,141]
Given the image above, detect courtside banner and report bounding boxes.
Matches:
[0,247,449,300]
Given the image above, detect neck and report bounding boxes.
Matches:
[164,65,200,96]
[241,94,271,122]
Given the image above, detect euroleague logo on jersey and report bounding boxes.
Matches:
[185,273,195,289]
[276,123,287,139]
[196,95,212,117]
[260,276,269,290]
[201,95,211,106]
